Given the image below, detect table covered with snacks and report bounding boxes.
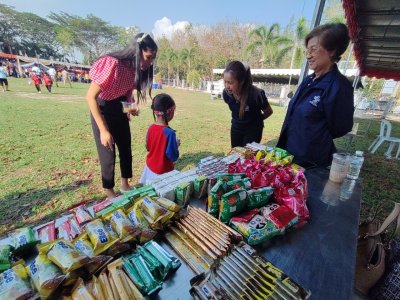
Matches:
[156,167,362,300]
[0,143,361,300]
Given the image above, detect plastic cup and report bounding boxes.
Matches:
[329,153,348,183]
[121,101,138,114]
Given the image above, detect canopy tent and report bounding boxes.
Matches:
[343,0,400,80]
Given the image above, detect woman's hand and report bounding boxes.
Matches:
[100,130,114,151]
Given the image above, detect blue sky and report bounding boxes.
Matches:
[3,0,317,37]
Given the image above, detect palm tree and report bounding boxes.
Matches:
[288,17,309,86]
[165,48,177,86]
[246,24,292,68]
[176,49,188,86]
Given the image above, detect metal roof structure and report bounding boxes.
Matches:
[343,0,400,80]
[213,67,359,85]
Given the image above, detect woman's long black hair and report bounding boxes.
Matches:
[107,33,158,102]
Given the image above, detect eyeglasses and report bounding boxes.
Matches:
[304,45,320,55]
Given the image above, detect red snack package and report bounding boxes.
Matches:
[57,217,81,241]
[70,204,92,225]
[93,198,113,214]
[230,208,260,223]
[269,205,298,229]
[36,221,56,243]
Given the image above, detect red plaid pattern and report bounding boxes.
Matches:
[89,56,135,100]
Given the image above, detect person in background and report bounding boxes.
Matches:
[61,66,72,88]
[86,32,157,199]
[32,63,41,76]
[223,61,273,148]
[277,23,354,167]
[31,71,42,93]
[0,63,9,91]
[47,64,58,87]
[140,93,179,184]
[42,72,53,93]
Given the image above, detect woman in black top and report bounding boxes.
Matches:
[223,61,273,147]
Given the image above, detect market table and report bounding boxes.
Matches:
[155,167,362,300]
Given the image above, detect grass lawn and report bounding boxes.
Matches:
[0,78,399,235]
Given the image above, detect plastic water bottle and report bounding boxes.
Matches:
[347,151,364,180]
[340,178,357,200]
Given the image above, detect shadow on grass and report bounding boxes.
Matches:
[0,179,100,234]
[176,151,225,170]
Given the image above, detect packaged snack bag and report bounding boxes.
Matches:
[225,178,252,191]
[69,204,92,225]
[207,179,226,217]
[11,227,39,256]
[215,173,245,182]
[230,213,281,245]
[140,197,174,229]
[85,219,119,255]
[126,203,157,244]
[0,244,13,272]
[36,221,56,244]
[73,233,95,257]
[47,239,91,274]
[219,189,247,223]
[0,262,36,300]
[153,197,181,213]
[71,277,95,300]
[57,217,82,241]
[193,175,208,199]
[27,253,66,299]
[103,208,140,243]
[247,187,274,209]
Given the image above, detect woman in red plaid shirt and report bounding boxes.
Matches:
[86,33,157,199]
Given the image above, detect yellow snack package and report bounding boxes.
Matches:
[103,208,140,243]
[73,233,95,258]
[91,275,106,300]
[140,196,174,229]
[47,239,91,274]
[0,262,36,300]
[71,277,95,300]
[85,219,119,256]
[27,252,66,299]
[153,197,181,213]
[126,202,157,244]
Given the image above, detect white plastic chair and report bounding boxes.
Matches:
[368,120,400,158]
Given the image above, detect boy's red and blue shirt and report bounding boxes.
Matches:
[146,124,179,174]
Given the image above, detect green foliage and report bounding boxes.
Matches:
[186,69,201,88]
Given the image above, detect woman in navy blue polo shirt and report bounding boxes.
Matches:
[277,23,354,167]
[223,61,273,148]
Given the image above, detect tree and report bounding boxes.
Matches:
[246,24,292,68]
[187,70,201,89]
[288,17,309,85]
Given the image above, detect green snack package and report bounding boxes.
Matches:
[219,189,247,223]
[128,253,162,296]
[175,182,192,206]
[226,178,252,191]
[136,246,163,280]
[143,240,181,272]
[273,147,290,159]
[193,175,208,199]
[11,227,39,256]
[207,179,226,217]
[247,187,274,209]
[122,257,146,292]
[215,173,245,182]
[0,244,13,272]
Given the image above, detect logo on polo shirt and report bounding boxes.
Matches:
[309,95,320,107]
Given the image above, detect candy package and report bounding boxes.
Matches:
[57,217,82,241]
[0,262,36,300]
[175,182,192,206]
[193,175,208,199]
[225,178,252,191]
[154,197,181,213]
[27,253,66,299]
[47,239,91,274]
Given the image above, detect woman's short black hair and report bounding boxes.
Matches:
[305,23,350,62]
